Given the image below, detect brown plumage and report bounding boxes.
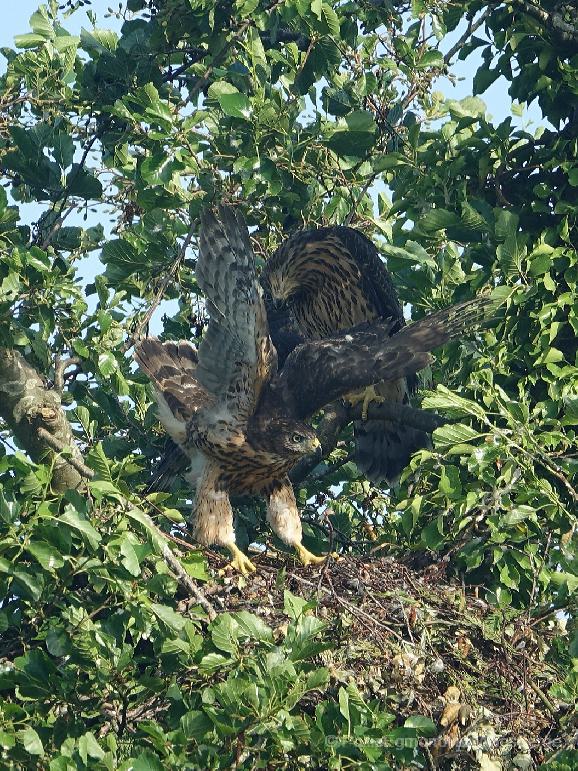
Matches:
[136,207,492,571]
[135,207,323,574]
[261,225,428,484]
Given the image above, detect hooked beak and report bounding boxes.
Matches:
[308,437,321,453]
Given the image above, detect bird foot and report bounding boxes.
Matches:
[348,384,385,420]
[228,545,256,575]
[295,543,326,567]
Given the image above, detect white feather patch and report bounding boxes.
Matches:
[155,394,187,445]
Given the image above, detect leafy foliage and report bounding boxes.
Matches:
[0,0,576,767]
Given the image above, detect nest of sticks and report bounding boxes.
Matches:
[192,550,572,769]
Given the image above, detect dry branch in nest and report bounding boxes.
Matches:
[190,552,570,769]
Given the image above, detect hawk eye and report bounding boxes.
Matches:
[292,433,304,443]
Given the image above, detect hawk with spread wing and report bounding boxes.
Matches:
[136,207,491,572]
[261,226,427,483]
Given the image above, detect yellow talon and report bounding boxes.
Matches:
[347,384,385,420]
[228,545,256,575]
[295,543,326,567]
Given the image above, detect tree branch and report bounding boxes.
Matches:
[444,8,492,64]
[0,347,84,491]
[0,349,215,612]
[510,0,578,44]
[53,355,82,393]
[36,427,95,481]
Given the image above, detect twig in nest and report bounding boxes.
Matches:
[317,507,335,593]
[289,570,402,643]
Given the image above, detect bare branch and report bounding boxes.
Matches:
[161,542,216,620]
[53,356,82,394]
[37,427,95,480]
[444,8,492,64]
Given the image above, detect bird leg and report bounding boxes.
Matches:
[193,466,256,575]
[227,544,256,575]
[266,478,325,567]
[295,543,326,566]
[347,384,386,421]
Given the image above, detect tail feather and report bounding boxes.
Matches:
[354,420,430,484]
[352,294,495,484]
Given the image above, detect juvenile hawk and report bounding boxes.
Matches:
[136,207,491,572]
[262,226,428,483]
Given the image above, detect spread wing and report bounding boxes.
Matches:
[195,206,277,435]
[134,338,210,447]
[263,296,493,421]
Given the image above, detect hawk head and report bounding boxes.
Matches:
[265,267,301,303]
[247,416,320,459]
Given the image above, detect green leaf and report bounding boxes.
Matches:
[416,50,444,69]
[219,92,251,120]
[80,28,119,54]
[87,442,113,481]
[283,590,310,621]
[419,208,460,232]
[422,386,484,418]
[447,96,486,119]
[72,339,90,357]
[432,424,482,448]
[235,0,259,16]
[26,541,65,571]
[18,727,44,756]
[130,751,164,771]
[473,66,500,94]
[59,508,101,549]
[52,132,74,169]
[495,209,519,242]
[180,710,213,740]
[404,715,437,736]
[120,537,141,576]
[211,614,239,654]
[30,8,54,38]
[181,551,210,581]
[315,3,341,37]
[14,33,49,48]
[497,235,522,278]
[234,611,274,643]
[208,82,251,120]
[421,517,444,549]
[198,653,232,673]
[150,603,186,632]
[97,352,118,377]
[78,732,105,762]
[66,166,103,199]
[326,111,376,157]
